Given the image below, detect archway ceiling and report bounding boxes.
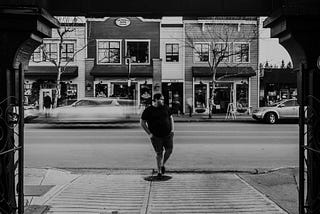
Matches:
[1,0,279,17]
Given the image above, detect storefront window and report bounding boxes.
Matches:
[236,83,249,112]
[111,82,137,100]
[95,83,108,97]
[162,83,183,114]
[24,83,33,105]
[194,83,207,111]
[140,84,152,106]
[66,84,77,100]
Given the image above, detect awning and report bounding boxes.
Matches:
[192,66,256,78]
[91,65,153,77]
[263,68,297,84]
[26,66,78,77]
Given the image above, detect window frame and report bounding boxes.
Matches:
[193,42,210,64]
[61,43,75,62]
[213,42,232,63]
[96,39,122,65]
[125,39,151,65]
[165,43,179,63]
[43,43,58,62]
[233,42,250,63]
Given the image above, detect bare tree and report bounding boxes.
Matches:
[34,16,89,108]
[185,19,257,118]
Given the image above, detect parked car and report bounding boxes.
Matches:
[252,99,299,124]
[50,98,140,123]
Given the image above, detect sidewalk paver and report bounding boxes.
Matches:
[26,170,288,214]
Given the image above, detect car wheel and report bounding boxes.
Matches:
[265,112,277,124]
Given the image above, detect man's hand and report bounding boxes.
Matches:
[149,133,153,138]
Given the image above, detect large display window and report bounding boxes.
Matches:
[236,83,249,112]
[162,83,183,114]
[140,84,152,107]
[194,83,207,113]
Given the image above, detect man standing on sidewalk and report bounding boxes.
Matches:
[140,93,174,177]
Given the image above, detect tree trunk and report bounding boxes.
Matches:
[209,68,217,119]
[53,67,62,108]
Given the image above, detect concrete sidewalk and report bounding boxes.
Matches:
[24,167,298,214]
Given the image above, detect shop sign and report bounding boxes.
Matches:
[115,18,131,27]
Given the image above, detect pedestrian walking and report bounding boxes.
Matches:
[140,93,174,178]
[43,92,52,118]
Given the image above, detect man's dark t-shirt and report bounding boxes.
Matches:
[141,105,172,137]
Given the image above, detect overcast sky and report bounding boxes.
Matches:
[259,17,292,66]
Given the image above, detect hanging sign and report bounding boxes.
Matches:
[115,18,131,27]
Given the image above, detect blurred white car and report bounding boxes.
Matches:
[252,99,299,124]
[24,105,39,122]
[50,98,140,123]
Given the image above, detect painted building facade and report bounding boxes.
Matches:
[85,17,160,107]
[183,17,259,114]
[160,17,185,114]
[26,17,87,109]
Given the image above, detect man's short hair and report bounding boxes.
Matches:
[153,93,162,101]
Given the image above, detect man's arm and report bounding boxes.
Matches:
[140,119,152,137]
[170,115,174,133]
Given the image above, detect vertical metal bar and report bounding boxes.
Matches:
[299,63,305,214]
[18,63,24,214]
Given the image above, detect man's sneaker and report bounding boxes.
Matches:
[157,173,162,178]
[161,166,166,174]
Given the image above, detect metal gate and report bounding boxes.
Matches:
[299,64,320,214]
[0,64,24,213]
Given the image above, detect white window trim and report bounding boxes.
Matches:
[61,42,76,62]
[193,42,210,64]
[233,42,250,63]
[96,39,122,65]
[31,40,76,64]
[165,43,180,63]
[213,42,232,63]
[125,39,151,65]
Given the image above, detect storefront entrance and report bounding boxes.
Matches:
[162,82,183,114]
[211,83,232,114]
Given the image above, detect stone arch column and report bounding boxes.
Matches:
[265,15,320,214]
[0,8,58,213]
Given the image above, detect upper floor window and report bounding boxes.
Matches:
[234,43,249,63]
[43,43,58,61]
[61,43,75,62]
[126,40,150,64]
[97,40,121,64]
[214,43,230,63]
[32,47,42,62]
[166,43,179,62]
[194,43,209,63]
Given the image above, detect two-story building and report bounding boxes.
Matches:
[160,17,185,114]
[26,17,87,109]
[184,17,259,114]
[85,17,160,107]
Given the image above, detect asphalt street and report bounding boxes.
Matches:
[24,122,299,171]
